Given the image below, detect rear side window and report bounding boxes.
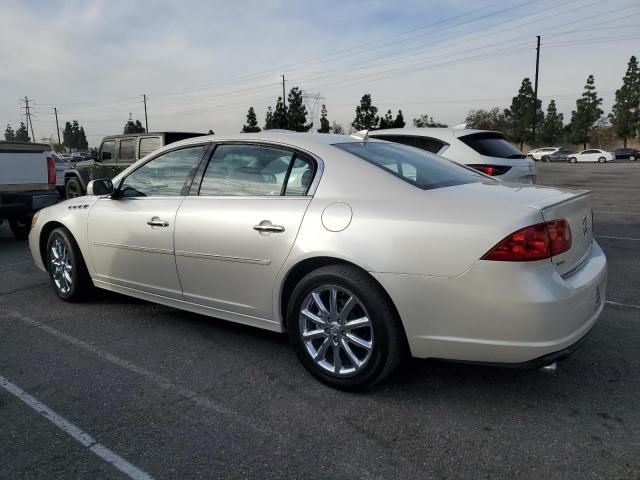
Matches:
[459,132,525,159]
[373,135,446,154]
[334,142,483,190]
[139,137,162,158]
[118,139,136,162]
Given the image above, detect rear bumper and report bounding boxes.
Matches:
[372,240,607,364]
[0,190,58,218]
[499,166,536,184]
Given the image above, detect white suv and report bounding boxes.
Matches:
[368,128,537,184]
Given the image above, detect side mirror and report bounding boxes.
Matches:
[87,179,114,196]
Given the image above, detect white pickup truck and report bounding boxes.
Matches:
[1,141,58,239]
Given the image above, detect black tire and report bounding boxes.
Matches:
[287,264,405,390]
[9,217,31,240]
[630,155,636,161]
[65,177,84,199]
[598,157,606,163]
[569,157,577,163]
[542,156,550,162]
[46,227,92,302]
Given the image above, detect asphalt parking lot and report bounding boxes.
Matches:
[1,162,639,480]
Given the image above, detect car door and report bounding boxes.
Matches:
[92,140,117,179]
[87,143,209,298]
[174,143,317,322]
[116,137,137,176]
[581,150,596,162]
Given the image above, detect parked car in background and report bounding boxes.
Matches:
[29,132,607,388]
[613,148,639,161]
[0,141,58,239]
[52,153,72,194]
[568,149,613,163]
[367,128,537,183]
[527,147,562,161]
[545,148,576,162]
[63,131,206,198]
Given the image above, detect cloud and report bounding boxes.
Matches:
[1,0,637,144]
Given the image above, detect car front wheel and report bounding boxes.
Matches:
[569,157,577,163]
[46,228,92,301]
[287,264,405,390]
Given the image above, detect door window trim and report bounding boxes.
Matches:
[189,141,322,198]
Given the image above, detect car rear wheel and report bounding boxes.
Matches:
[569,157,577,163]
[542,156,550,162]
[46,228,92,301]
[630,155,636,161]
[9,217,31,240]
[65,177,83,199]
[598,157,606,163]
[287,264,405,390]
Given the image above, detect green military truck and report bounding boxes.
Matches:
[63,132,205,199]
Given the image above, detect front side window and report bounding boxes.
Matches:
[100,141,116,161]
[119,139,136,162]
[334,142,483,190]
[459,132,526,159]
[199,144,312,196]
[119,145,206,198]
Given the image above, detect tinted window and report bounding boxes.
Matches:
[100,141,116,161]
[334,142,483,190]
[139,137,162,158]
[459,133,526,159]
[582,150,596,154]
[118,139,136,162]
[200,144,294,196]
[119,145,206,198]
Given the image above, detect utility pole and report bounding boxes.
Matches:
[54,107,61,145]
[532,35,541,143]
[281,74,287,124]
[21,96,35,142]
[142,94,149,133]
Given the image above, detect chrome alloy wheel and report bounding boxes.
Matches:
[50,238,73,294]
[298,285,373,377]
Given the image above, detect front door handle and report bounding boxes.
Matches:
[147,217,170,228]
[253,221,285,233]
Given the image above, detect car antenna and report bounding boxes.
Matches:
[351,129,369,143]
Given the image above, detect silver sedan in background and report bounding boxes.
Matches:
[29,133,607,389]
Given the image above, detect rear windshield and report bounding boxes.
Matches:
[334,142,484,190]
[459,132,526,159]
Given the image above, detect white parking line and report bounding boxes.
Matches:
[594,210,640,215]
[0,375,155,480]
[605,300,640,310]
[596,235,640,242]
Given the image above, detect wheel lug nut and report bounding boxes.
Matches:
[324,328,330,334]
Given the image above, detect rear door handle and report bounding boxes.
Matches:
[253,222,285,233]
[147,218,169,227]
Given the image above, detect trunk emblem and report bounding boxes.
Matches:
[582,216,588,237]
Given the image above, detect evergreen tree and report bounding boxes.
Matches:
[14,122,30,142]
[264,106,276,130]
[273,97,288,129]
[317,104,330,133]
[379,109,394,129]
[609,56,640,148]
[392,110,406,128]
[62,122,73,150]
[538,100,564,146]
[464,107,508,131]
[568,74,603,149]
[504,78,543,149]
[242,106,261,133]
[352,94,379,130]
[4,124,16,141]
[78,126,88,150]
[287,87,312,132]
[123,114,145,134]
[412,114,448,128]
[331,121,345,135]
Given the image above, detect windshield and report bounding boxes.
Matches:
[333,142,485,190]
[459,132,526,159]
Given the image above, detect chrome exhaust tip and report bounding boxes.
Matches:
[541,362,557,373]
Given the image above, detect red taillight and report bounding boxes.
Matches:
[47,156,56,185]
[468,164,512,176]
[482,219,572,261]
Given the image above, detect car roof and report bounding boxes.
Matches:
[101,132,205,140]
[368,127,502,140]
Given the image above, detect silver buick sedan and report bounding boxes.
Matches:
[29,132,607,389]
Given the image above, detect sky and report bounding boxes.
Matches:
[0,0,638,146]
